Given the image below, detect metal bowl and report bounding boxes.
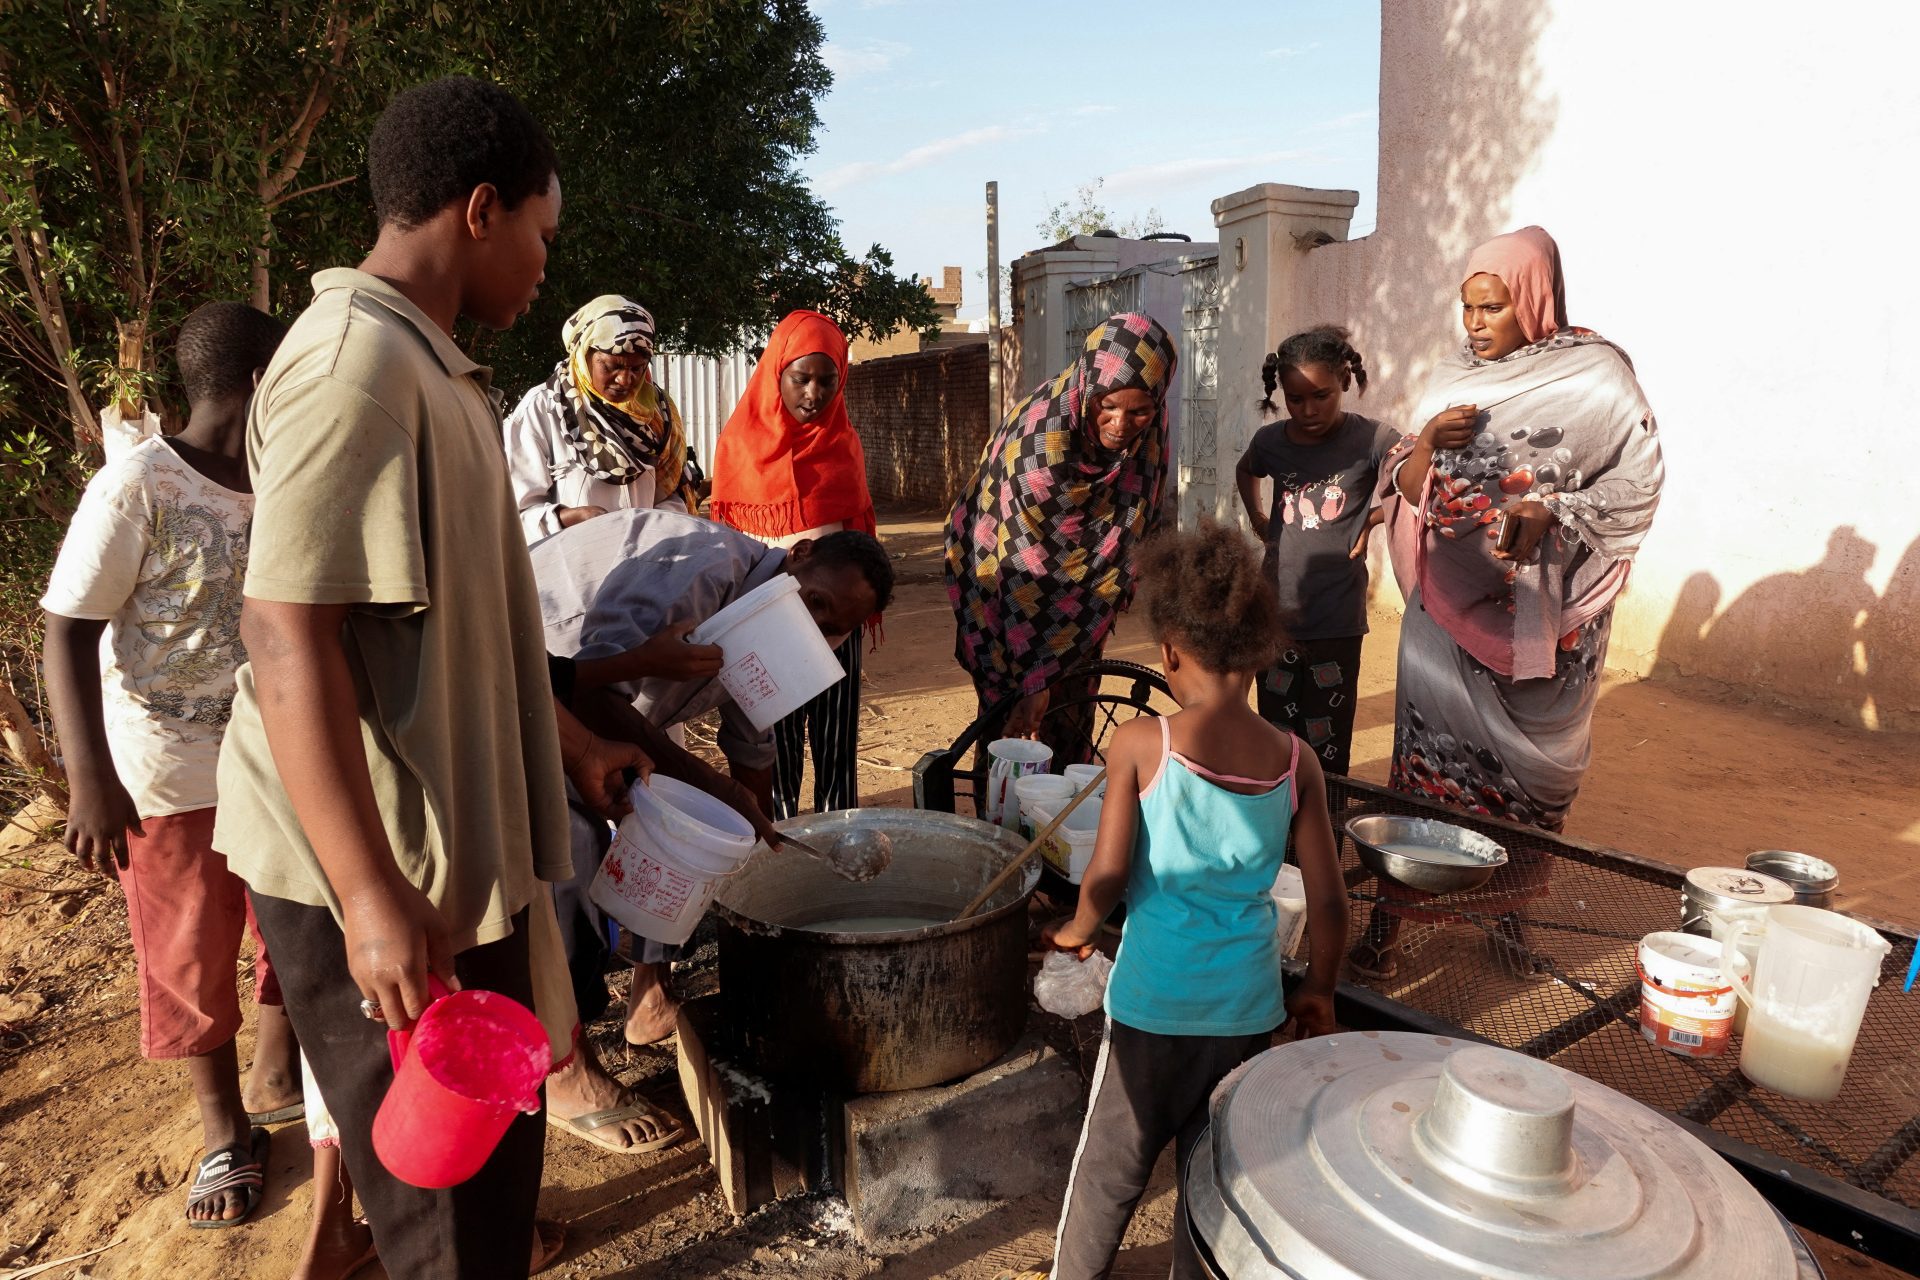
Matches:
[1346,814,1508,895]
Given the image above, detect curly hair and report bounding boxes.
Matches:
[175,302,287,407]
[811,530,895,613]
[1137,520,1285,674]
[368,76,558,229]
[1258,324,1368,411]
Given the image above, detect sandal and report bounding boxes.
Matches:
[1487,915,1548,980]
[546,1096,687,1155]
[532,1219,566,1273]
[245,1101,305,1126]
[186,1126,269,1229]
[1347,941,1400,982]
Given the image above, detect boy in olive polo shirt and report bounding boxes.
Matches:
[214,77,605,1276]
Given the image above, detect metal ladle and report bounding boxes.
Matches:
[783,825,895,882]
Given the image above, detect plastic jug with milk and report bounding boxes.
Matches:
[1720,904,1889,1103]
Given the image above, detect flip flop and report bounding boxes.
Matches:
[245,1101,305,1126]
[1346,941,1400,982]
[186,1126,269,1229]
[547,1097,687,1155]
[532,1219,566,1274]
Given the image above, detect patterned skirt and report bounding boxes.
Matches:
[1389,587,1612,833]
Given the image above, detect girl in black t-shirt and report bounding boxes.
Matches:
[1234,325,1403,775]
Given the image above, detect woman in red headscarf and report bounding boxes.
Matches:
[710,311,878,819]
[1352,227,1664,980]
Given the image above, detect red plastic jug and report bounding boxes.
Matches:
[372,977,548,1188]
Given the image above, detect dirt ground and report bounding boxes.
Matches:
[2,508,1915,1279]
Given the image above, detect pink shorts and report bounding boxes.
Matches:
[119,808,281,1060]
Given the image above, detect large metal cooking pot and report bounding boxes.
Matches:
[1186,1033,1823,1279]
[712,808,1038,1093]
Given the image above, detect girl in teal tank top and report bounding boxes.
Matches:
[1030,521,1348,1280]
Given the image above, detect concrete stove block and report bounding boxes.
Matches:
[841,1030,1081,1245]
[676,996,837,1216]
[677,995,777,1215]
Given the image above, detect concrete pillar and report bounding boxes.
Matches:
[1209,184,1359,525]
[1013,243,1118,391]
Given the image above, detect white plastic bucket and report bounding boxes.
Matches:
[589,776,757,946]
[1637,931,1738,1059]
[983,738,1053,828]
[1063,764,1106,798]
[1015,774,1074,838]
[1029,796,1102,883]
[689,575,843,732]
[1271,864,1307,958]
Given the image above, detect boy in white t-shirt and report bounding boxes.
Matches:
[42,302,300,1229]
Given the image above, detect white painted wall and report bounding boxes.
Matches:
[1227,0,1920,729]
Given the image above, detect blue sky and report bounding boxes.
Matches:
[803,0,1382,321]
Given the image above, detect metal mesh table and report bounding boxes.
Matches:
[1322,774,1920,1266]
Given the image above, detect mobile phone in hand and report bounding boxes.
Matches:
[1495,509,1521,553]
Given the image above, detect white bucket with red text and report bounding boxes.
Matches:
[589,776,758,946]
[689,575,844,732]
[1637,931,1741,1059]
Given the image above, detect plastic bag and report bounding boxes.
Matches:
[1034,949,1113,1019]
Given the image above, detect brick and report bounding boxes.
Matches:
[844,343,994,509]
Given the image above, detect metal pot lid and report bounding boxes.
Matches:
[1744,851,1839,893]
[1684,866,1796,914]
[1209,1033,1800,1280]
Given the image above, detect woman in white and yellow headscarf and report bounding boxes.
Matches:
[504,294,701,543]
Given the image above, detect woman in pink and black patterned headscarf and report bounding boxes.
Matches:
[944,313,1176,759]
[1353,226,1664,980]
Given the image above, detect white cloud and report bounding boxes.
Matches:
[815,124,1045,193]
[1262,41,1320,60]
[1101,148,1322,197]
[820,38,911,78]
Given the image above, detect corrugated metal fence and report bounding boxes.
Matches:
[652,348,758,474]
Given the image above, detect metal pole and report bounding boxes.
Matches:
[985,180,1002,425]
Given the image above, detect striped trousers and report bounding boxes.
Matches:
[1051,1018,1272,1279]
[772,632,861,818]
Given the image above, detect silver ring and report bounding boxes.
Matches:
[358,997,383,1022]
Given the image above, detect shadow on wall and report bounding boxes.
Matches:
[1649,529,1920,730]
[1307,0,1559,417]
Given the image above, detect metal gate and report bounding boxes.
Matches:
[1177,256,1221,528]
[1064,273,1142,357]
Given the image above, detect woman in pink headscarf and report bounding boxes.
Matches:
[1351,227,1663,978]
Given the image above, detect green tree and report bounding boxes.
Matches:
[1036,177,1167,243]
[0,0,935,789]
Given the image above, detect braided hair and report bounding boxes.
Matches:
[1257,324,1369,411]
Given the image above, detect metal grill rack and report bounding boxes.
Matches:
[1323,774,1920,1270]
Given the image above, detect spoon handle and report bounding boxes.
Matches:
[954,770,1105,922]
